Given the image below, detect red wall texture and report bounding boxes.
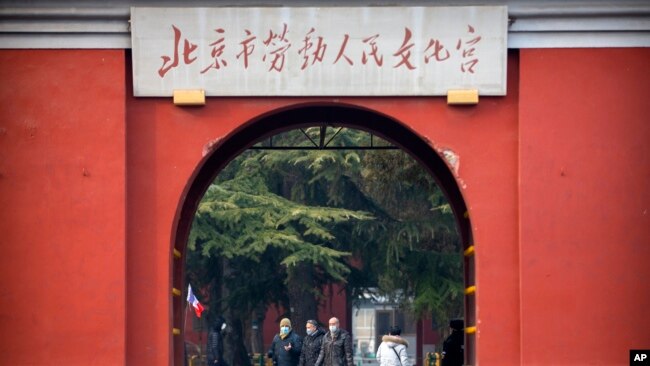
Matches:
[518,48,650,365]
[0,50,127,364]
[0,47,648,366]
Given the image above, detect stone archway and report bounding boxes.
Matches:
[170,103,474,365]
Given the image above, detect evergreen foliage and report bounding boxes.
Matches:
[186,127,464,355]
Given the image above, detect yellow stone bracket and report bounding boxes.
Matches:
[447,89,479,105]
[464,245,475,257]
[465,285,476,295]
[173,89,206,106]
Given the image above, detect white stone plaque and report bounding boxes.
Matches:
[131,6,507,96]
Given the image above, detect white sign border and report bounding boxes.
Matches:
[131,6,508,96]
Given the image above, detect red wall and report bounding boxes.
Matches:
[126,54,521,365]
[518,48,650,365]
[1,47,649,366]
[0,50,126,365]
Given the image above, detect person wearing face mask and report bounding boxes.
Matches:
[298,319,325,366]
[315,317,354,366]
[268,318,303,366]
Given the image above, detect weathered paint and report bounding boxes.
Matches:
[0,47,648,366]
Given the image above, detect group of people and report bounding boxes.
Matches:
[207,315,464,366]
[374,319,464,366]
[267,317,464,366]
[268,317,354,366]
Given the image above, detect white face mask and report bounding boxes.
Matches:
[329,325,338,333]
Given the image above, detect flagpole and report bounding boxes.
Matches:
[184,300,189,335]
[187,284,207,363]
[184,286,189,365]
[184,285,190,335]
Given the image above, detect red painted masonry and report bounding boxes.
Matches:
[0,48,648,365]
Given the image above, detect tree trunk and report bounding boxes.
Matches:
[286,263,319,334]
[250,303,266,354]
[208,258,223,325]
[225,316,252,366]
[222,258,252,366]
[282,174,320,330]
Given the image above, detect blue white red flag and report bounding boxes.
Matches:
[187,284,204,318]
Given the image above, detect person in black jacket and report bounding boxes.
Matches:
[441,319,464,366]
[315,317,354,366]
[268,318,303,366]
[207,316,228,365]
[298,319,325,366]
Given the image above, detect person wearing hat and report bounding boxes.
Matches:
[268,317,303,366]
[298,319,325,366]
[376,325,411,366]
[441,319,464,366]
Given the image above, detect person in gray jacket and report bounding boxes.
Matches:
[376,326,411,366]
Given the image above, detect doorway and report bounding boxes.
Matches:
[170,103,475,365]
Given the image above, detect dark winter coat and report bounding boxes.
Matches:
[207,328,227,365]
[441,330,464,366]
[268,330,303,366]
[315,329,354,366]
[298,327,325,366]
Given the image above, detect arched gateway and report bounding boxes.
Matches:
[171,104,475,365]
[2,2,649,366]
[120,55,521,364]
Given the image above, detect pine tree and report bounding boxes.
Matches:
[187,127,464,360]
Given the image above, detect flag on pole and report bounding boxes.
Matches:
[187,284,205,318]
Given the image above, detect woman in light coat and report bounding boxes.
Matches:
[375,326,411,366]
